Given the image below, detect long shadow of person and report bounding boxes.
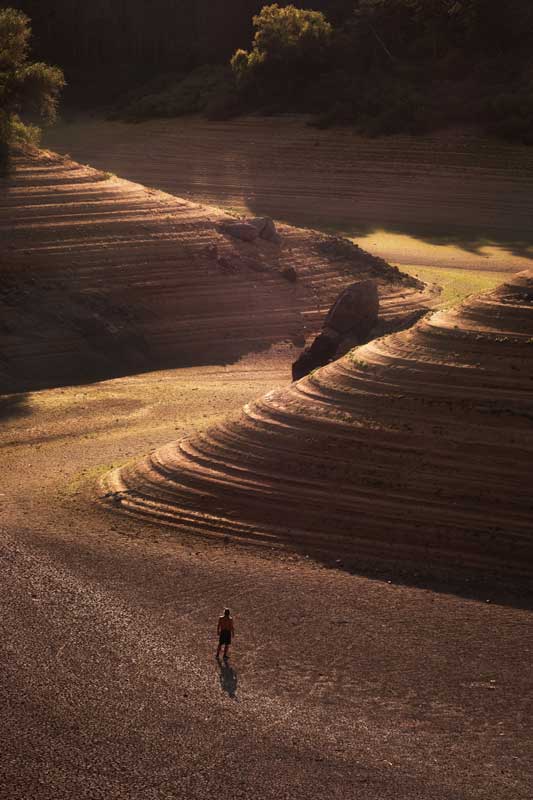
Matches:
[217,658,238,699]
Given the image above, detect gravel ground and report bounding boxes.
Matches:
[1,358,532,799]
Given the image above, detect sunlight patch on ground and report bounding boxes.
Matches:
[398,264,509,307]
[354,230,531,274]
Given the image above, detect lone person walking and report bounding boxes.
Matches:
[216,608,234,660]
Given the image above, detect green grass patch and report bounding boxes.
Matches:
[399,265,510,308]
[348,355,371,371]
[63,463,119,497]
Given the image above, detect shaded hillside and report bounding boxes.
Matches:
[105,271,533,582]
[0,147,432,393]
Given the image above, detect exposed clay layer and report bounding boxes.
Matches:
[0,148,432,392]
[105,271,533,579]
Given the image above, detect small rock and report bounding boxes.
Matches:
[219,222,259,243]
[281,266,297,282]
[248,216,280,243]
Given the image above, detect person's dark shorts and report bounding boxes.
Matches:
[219,630,231,646]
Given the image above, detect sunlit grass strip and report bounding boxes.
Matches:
[399,265,509,308]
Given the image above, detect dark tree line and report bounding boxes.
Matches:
[8,1,262,74]
[7,2,362,79]
[6,1,533,141]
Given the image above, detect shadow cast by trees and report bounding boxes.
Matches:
[0,393,31,422]
[308,220,533,261]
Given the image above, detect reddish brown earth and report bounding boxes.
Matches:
[2,359,532,799]
[45,117,533,270]
[1,146,532,799]
[0,147,434,393]
[106,271,533,581]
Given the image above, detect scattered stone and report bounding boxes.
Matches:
[218,216,280,244]
[248,216,280,243]
[219,221,259,243]
[281,266,297,282]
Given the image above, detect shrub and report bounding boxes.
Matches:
[9,114,41,145]
[0,8,64,170]
[231,4,333,107]
[311,71,426,136]
[116,65,237,121]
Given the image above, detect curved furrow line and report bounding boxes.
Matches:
[104,270,533,578]
[2,148,432,392]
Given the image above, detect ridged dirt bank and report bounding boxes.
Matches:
[0,148,433,393]
[105,270,533,580]
[45,117,533,264]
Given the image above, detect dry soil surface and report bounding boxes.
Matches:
[45,117,533,273]
[107,271,533,581]
[2,353,532,800]
[1,135,532,799]
[0,147,432,393]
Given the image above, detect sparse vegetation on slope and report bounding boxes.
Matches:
[400,265,510,308]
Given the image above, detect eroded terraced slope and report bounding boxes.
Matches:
[106,271,533,579]
[0,148,431,392]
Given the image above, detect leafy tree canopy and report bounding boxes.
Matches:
[232,4,332,98]
[0,8,64,167]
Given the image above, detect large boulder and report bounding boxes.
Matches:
[325,279,379,337]
[292,279,379,381]
[291,329,340,381]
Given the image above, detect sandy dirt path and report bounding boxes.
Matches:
[2,355,532,799]
[45,117,533,274]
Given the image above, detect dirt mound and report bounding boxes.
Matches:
[0,148,433,393]
[104,270,533,580]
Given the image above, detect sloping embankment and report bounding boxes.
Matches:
[104,271,533,580]
[0,148,432,393]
